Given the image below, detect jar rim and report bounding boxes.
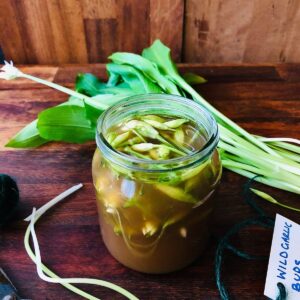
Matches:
[95,94,219,172]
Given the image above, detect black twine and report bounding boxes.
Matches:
[215,176,287,300]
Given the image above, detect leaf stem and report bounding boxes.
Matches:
[21,73,90,101]
[24,184,139,300]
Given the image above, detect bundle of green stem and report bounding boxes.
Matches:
[1,40,299,199]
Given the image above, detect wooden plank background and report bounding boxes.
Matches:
[1,0,300,64]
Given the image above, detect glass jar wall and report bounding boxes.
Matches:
[92,94,222,273]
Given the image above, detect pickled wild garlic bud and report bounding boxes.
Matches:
[131,143,155,152]
[104,114,205,160]
[156,146,170,159]
[143,119,175,131]
[164,119,188,128]
[141,115,166,123]
[111,131,130,147]
[174,128,185,144]
[117,136,143,147]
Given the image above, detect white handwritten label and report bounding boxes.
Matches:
[264,214,300,300]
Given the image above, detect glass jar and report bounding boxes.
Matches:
[92,94,222,274]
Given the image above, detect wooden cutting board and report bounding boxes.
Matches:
[0,64,299,299]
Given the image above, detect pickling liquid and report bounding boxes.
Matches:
[92,114,222,273]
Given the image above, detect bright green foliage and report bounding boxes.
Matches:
[3,40,300,198]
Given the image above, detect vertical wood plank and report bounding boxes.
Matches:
[45,0,73,64]
[281,1,300,63]
[150,0,184,62]
[0,0,27,63]
[55,0,88,63]
[43,0,89,64]
[12,0,56,64]
[84,19,118,62]
[81,0,118,62]
[243,0,300,62]
[184,0,255,63]
[117,0,150,54]
[81,0,116,18]
[183,0,300,63]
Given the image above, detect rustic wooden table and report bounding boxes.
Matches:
[0,64,299,300]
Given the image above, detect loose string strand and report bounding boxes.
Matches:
[215,176,286,300]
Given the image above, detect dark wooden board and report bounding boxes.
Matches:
[0,64,299,300]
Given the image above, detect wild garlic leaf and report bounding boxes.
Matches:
[106,72,120,87]
[84,101,105,126]
[75,73,106,96]
[142,40,193,100]
[142,40,180,78]
[37,105,95,143]
[102,84,135,96]
[109,52,181,95]
[5,120,48,148]
[6,98,87,148]
[182,73,207,85]
[84,94,126,125]
[106,63,162,94]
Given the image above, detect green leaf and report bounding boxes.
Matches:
[62,96,84,107]
[37,105,95,143]
[84,94,128,125]
[84,101,105,126]
[102,83,135,95]
[142,40,180,78]
[107,72,120,87]
[109,52,181,95]
[182,73,207,85]
[76,72,136,96]
[5,120,47,148]
[75,73,106,96]
[5,98,86,148]
[106,63,162,94]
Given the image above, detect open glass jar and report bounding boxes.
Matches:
[92,94,222,273]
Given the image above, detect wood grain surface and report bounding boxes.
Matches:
[0,0,184,64]
[184,0,300,63]
[2,1,300,64]
[0,64,299,300]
